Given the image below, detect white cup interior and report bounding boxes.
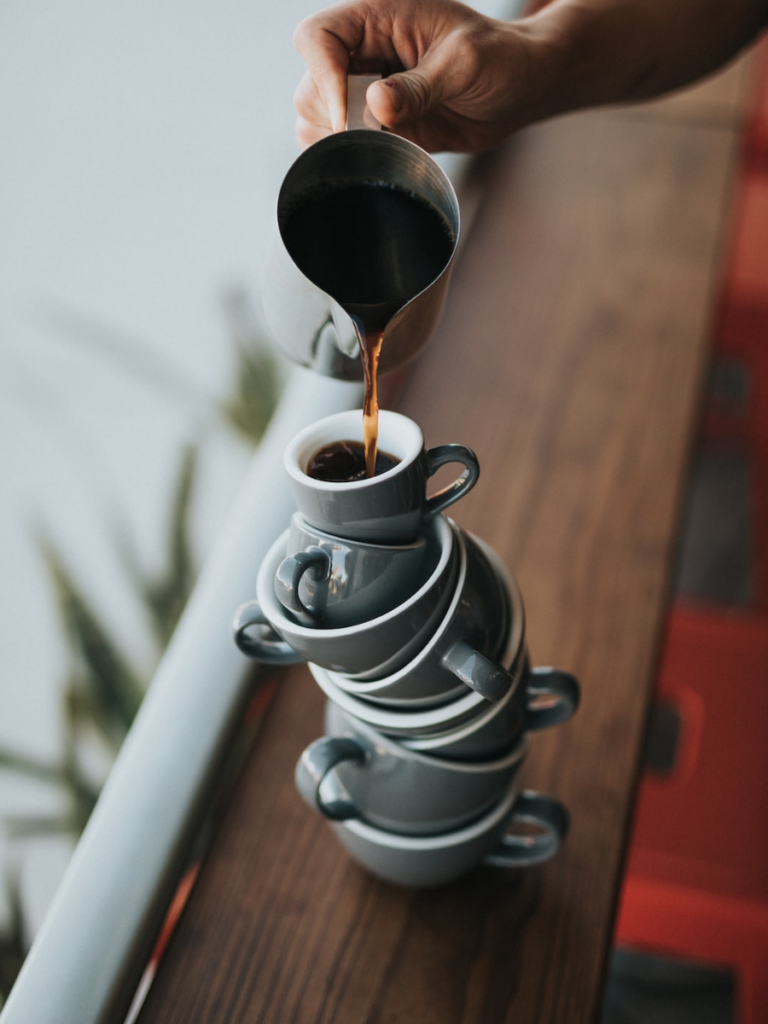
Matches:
[284,409,424,492]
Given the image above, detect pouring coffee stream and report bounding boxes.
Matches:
[264,74,460,477]
[279,176,456,476]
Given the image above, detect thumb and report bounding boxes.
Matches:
[367,66,444,127]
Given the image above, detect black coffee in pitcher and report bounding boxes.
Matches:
[279,180,455,478]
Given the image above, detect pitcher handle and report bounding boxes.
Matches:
[346,74,382,131]
[424,444,480,517]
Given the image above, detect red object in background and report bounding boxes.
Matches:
[744,38,768,173]
[617,54,768,1019]
[616,606,768,1023]
[709,166,768,612]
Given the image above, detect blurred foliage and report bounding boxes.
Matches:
[219,288,283,447]
[120,443,200,651]
[0,288,282,1003]
[0,874,25,1001]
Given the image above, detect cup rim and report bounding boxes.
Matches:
[310,610,525,735]
[399,541,528,749]
[336,522,467,690]
[288,511,427,555]
[334,777,521,850]
[326,703,531,774]
[284,409,424,494]
[341,528,522,694]
[257,513,454,641]
[399,651,525,750]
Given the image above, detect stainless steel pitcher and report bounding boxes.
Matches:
[261,76,460,381]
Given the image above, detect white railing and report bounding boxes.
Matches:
[0,369,363,1024]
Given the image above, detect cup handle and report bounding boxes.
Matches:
[483,791,569,868]
[441,639,513,703]
[423,444,480,517]
[295,736,367,821]
[232,599,304,664]
[275,546,331,623]
[523,666,581,731]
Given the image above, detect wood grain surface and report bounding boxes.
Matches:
[137,92,742,1024]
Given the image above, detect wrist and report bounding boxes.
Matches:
[489,13,575,131]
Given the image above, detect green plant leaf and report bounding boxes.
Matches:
[0,871,27,1004]
[37,539,145,743]
[219,339,281,446]
[0,749,71,787]
[137,443,199,647]
[3,814,85,841]
[218,286,282,446]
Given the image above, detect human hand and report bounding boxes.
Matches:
[293,0,549,153]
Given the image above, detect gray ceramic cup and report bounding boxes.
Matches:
[284,409,479,544]
[296,706,530,835]
[276,513,430,628]
[335,527,516,703]
[233,514,458,675]
[330,780,568,887]
[311,654,579,760]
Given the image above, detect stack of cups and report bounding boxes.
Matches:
[233,410,579,887]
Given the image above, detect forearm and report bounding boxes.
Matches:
[518,0,768,121]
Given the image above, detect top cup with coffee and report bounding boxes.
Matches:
[284,410,479,544]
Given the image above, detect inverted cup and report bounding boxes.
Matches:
[330,780,569,887]
[284,409,479,543]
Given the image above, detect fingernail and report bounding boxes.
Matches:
[379,79,403,113]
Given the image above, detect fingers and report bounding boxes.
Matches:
[365,41,461,128]
[294,68,332,136]
[296,115,333,148]
[294,5,367,132]
[292,0,504,151]
[366,71,432,126]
